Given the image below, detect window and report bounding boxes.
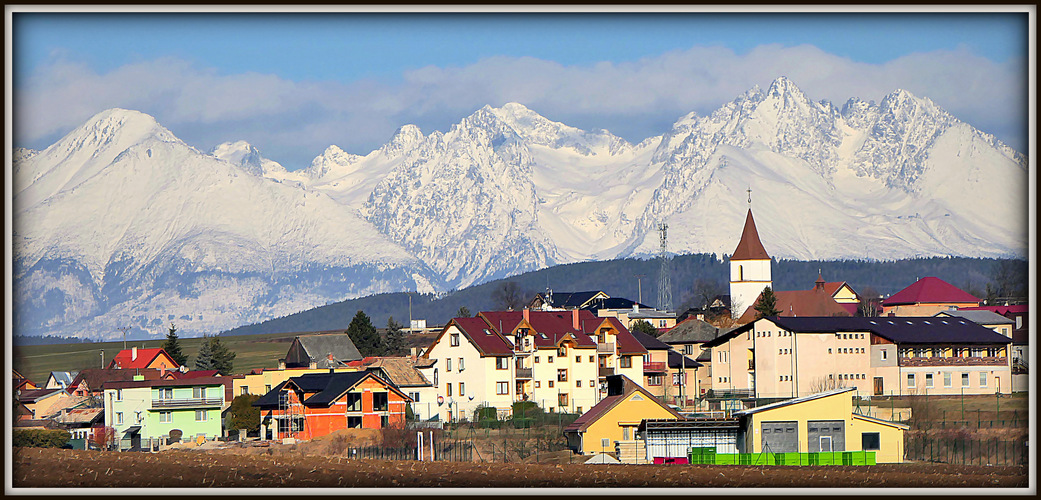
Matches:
[240,386,248,396]
[458,357,465,371]
[458,382,465,396]
[576,355,582,363]
[446,384,452,396]
[558,347,567,357]
[410,392,420,403]
[659,320,667,328]
[862,432,881,451]
[450,334,460,346]
[348,416,362,428]
[380,415,389,428]
[446,358,452,371]
[961,373,970,387]
[647,375,663,386]
[535,381,541,388]
[589,355,595,362]
[907,374,915,388]
[115,389,123,401]
[433,368,438,386]
[576,380,582,387]
[558,393,568,407]
[925,373,933,388]
[557,369,568,382]
[116,412,123,425]
[548,380,555,388]
[980,372,988,387]
[944,372,952,387]
[548,356,554,363]
[496,357,509,370]
[159,411,172,423]
[673,373,686,386]
[496,382,509,395]
[881,350,887,360]
[195,410,207,422]
[620,356,632,368]
[370,392,388,412]
[193,387,205,398]
[534,356,540,363]
[684,345,694,355]
[577,407,583,414]
[828,348,832,354]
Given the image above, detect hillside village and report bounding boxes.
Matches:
[14,205,1029,467]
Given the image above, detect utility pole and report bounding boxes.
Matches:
[118,326,131,351]
[634,274,645,304]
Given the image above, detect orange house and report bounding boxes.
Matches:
[253,371,411,441]
[106,347,180,371]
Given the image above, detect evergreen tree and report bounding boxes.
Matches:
[160,323,188,367]
[207,335,237,376]
[630,319,660,337]
[754,287,782,318]
[348,310,385,357]
[227,394,261,433]
[385,317,406,356]
[457,306,472,318]
[194,334,214,371]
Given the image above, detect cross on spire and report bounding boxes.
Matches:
[746,186,752,205]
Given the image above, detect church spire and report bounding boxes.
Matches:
[731,209,770,260]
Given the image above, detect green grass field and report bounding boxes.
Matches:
[13,332,300,383]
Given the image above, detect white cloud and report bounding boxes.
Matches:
[15,44,1026,169]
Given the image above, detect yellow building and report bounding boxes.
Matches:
[735,387,907,463]
[563,374,682,455]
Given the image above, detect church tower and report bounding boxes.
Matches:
[729,208,772,318]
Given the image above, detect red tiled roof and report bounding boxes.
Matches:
[731,209,770,260]
[564,376,681,433]
[960,305,1028,315]
[883,277,980,306]
[107,348,178,370]
[593,317,647,355]
[451,317,514,356]
[739,288,852,322]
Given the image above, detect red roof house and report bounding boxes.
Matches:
[882,277,980,316]
[106,347,180,371]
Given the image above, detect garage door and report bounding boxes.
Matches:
[761,421,798,453]
[808,420,845,452]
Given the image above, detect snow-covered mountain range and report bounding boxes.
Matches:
[13,77,1028,340]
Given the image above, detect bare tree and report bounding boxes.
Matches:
[856,286,882,317]
[808,376,844,394]
[492,281,525,310]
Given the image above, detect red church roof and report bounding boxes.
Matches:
[731,209,770,260]
[882,277,980,306]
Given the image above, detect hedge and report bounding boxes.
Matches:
[13,429,72,448]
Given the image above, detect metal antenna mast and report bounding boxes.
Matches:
[657,222,673,311]
[634,274,645,305]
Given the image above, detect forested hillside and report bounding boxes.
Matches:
[222,255,1024,337]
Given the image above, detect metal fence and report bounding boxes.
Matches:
[345,438,473,463]
[905,436,1028,466]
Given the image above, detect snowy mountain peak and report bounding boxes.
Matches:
[306,144,363,180]
[379,124,425,158]
[211,140,287,177]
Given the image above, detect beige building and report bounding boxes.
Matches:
[703,316,1013,398]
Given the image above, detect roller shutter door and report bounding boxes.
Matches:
[761,421,798,453]
[808,420,845,452]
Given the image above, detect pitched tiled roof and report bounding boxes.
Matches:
[451,317,514,355]
[737,288,852,322]
[295,333,363,365]
[959,305,1028,315]
[363,357,432,387]
[584,297,649,311]
[168,369,221,379]
[107,348,177,370]
[69,368,164,393]
[597,317,648,355]
[629,329,671,351]
[564,375,681,432]
[731,209,770,260]
[659,318,721,344]
[882,277,979,306]
[704,316,1012,348]
[532,291,609,309]
[667,350,702,369]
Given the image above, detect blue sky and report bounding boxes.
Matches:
[13,10,1030,169]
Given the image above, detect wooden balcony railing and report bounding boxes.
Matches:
[597,343,615,354]
[598,367,615,377]
[899,356,1007,367]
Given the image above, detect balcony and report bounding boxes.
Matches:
[151,397,224,408]
[598,367,615,377]
[597,342,615,354]
[516,368,533,379]
[898,356,1008,368]
[643,361,666,372]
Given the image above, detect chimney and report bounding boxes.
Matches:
[278,358,286,370]
[523,308,530,323]
[131,346,138,361]
[572,309,580,330]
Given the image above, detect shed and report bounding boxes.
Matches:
[639,417,742,461]
[284,333,363,369]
